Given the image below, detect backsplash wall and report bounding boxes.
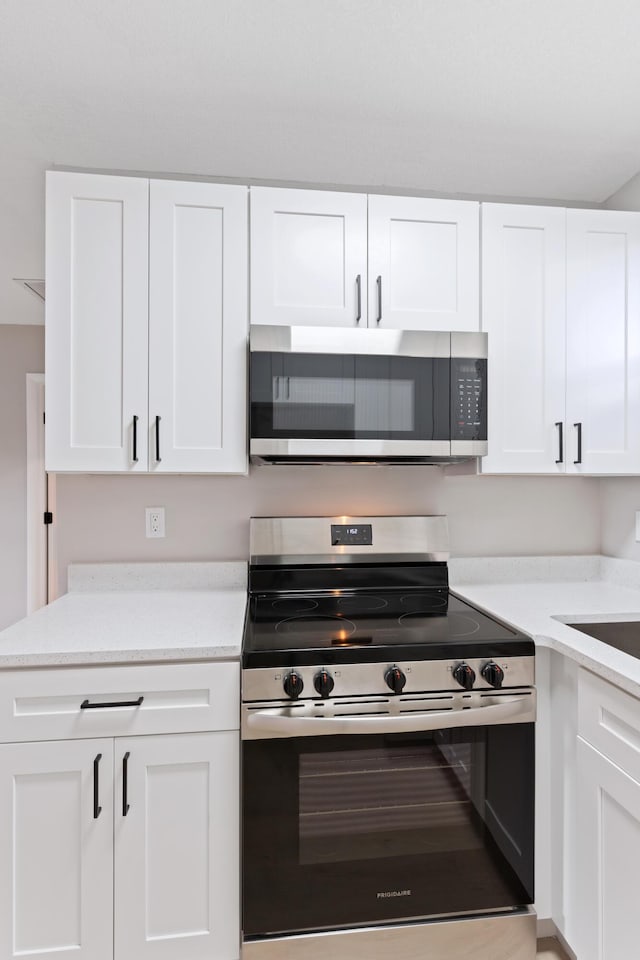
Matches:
[53,469,601,597]
[600,479,640,561]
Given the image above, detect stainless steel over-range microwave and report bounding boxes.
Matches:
[249,325,488,464]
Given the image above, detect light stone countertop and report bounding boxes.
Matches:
[5,555,640,692]
[450,555,640,699]
[0,562,247,668]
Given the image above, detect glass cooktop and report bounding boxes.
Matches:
[243,589,533,667]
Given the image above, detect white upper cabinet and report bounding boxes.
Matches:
[481,204,640,476]
[45,172,149,472]
[46,172,248,474]
[368,196,479,330]
[566,209,640,475]
[250,187,367,327]
[149,181,248,473]
[481,204,567,474]
[250,189,479,330]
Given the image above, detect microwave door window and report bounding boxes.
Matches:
[249,353,450,441]
[352,378,415,433]
[273,376,356,433]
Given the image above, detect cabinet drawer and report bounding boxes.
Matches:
[578,667,640,780]
[0,661,239,743]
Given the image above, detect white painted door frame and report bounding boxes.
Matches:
[26,374,53,613]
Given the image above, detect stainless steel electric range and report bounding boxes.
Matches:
[241,516,536,960]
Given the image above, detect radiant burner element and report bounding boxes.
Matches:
[336,595,388,613]
[272,597,319,614]
[398,611,481,637]
[275,616,357,639]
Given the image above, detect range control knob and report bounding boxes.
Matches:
[283,670,304,699]
[453,662,476,691]
[481,661,505,689]
[385,666,407,695]
[314,669,335,699]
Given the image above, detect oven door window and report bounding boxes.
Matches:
[250,352,450,440]
[243,725,534,937]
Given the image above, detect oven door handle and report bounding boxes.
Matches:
[244,694,534,738]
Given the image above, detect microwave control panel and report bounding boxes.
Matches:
[451,359,487,441]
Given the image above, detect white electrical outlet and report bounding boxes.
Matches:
[145,507,165,539]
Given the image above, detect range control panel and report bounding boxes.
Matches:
[451,358,487,441]
[331,523,373,546]
[242,656,536,703]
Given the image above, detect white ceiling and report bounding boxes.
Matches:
[3,0,640,324]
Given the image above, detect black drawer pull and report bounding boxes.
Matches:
[155,415,161,462]
[555,421,564,464]
[132,415,139,463]
[123,751,131,816]
[574,422,583,465]
[93,753,102,820]
[81,696,144,710]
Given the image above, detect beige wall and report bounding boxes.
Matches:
[605,169,640,210]
[0,325,45,629]
[588,171,640,558]
[54,470,601,596]
[599,479,640,561]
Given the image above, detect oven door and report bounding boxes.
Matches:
[249,350,452,459]
[242,719,534,938]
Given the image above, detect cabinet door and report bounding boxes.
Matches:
[250,187,367,327]
[480,204,566,473]
[0,739,114,960]
[115,732,239,960]
[576,737,640,960]
[567,209,640,474]
[45,171,149,471]
[368,195,479,330]
[149,181,248,473]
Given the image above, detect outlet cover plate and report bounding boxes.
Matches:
[145,507,165,539]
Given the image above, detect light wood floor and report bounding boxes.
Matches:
[537,938,571,960]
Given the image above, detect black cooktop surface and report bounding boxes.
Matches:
[243,588,533,667]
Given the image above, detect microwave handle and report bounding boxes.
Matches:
[245,694,534,738]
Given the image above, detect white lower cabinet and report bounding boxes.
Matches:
[0,692,239,960]
[574,668,640,960]
[576,737,640,960]
[115,732,239,960]
[0,738,115,960]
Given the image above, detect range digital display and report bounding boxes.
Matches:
[331,524,373,546]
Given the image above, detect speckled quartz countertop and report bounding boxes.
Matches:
[5,555,640,691]
[0,562,247,668]
[450,555,640,699]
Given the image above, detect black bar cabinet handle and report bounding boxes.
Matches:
[81,696,144,710]
[123,752,131,816]
[93,753,102,820]
[574,422,583,464]
[132,415,139,463]
[376,275,382,323]
[155,415,161,462]
[355,274,362,323]
[555,422,563,464]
